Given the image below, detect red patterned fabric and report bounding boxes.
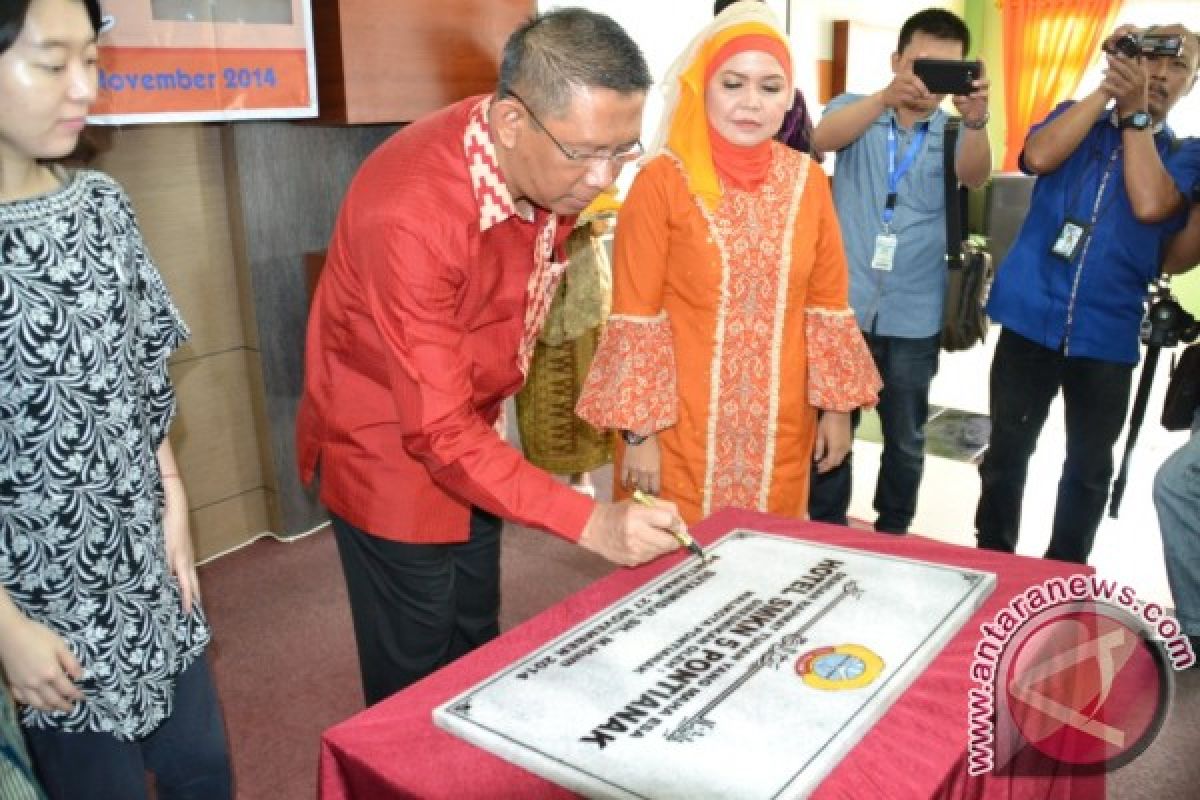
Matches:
[463,97,517,229]
[806,309,882,411]
[575,312,678,434]
[464,98,564,377]
[518,219,565,377]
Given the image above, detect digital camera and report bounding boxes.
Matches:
[1142,282,1199,349]
[1103,32,1185,59]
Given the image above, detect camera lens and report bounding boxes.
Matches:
[1105,33,1142,58]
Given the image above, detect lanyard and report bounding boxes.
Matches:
[883,118,929,228]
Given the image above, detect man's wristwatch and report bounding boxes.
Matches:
[621,430,649,446]
[963,111,990,130]
[1118,110,1152,131]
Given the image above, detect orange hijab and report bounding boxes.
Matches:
[649,4,794,209]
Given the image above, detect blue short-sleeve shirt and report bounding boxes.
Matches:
[825,93,953,338]
[987,101,1200,365]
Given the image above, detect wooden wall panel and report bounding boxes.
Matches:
[191,489,273,562]
[831,20,849,102]
[244,350,278,495]
[93,126,243,362]
[312,0,535,123]
[223,122,396,536]
[168,351,264,510]
[817,59,834,105]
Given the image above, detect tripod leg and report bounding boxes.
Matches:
[1109,346,1160,518]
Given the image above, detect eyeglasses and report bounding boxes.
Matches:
[507,90,644,167]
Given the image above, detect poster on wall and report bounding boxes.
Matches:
[89,0,317,124]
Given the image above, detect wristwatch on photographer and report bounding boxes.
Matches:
[962,111,990,130]
[621,430,649,446]
[1118,110,1152,131]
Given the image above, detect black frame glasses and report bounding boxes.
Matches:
[507,90,644,166]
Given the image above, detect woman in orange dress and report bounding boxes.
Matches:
[577,2,881,525]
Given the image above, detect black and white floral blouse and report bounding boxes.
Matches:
[0,169,209,739]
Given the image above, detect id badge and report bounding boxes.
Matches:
[1050,218,1089,262]
[871,233,898,271]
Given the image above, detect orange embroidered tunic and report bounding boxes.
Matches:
[578,144,881,524]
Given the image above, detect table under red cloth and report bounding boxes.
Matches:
[319,508,1105,799]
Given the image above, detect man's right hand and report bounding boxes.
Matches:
[880,69,934,112]
[578,500,683,567]
[1101,36,1151,116]
[0,614,84,713]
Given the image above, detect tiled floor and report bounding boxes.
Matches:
[852,327,1189,609]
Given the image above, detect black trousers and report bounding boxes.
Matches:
[25,656,231,800]
[331,508,502,706]
[975,328,1133,563]
[808,331,941,533]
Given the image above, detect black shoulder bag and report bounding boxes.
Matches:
[1162,343,1200,431]
[940,118,994,352]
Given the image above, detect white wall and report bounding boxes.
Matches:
[798,0,962,110]
[537,0,963,144]
[1072,0,1200,132]
[539,1,798,146]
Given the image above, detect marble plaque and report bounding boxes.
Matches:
[434,530,996,799]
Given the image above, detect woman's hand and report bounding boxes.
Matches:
[158,440,199,615]
[163,475,199,615]
[813,411,853,474]
[0,608,83,713]
[621,434,662,496]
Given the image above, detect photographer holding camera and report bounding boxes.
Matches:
[809,8,992,534]
[976,24,1200,564]
[1154,198,1200,660]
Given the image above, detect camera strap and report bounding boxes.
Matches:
[942,117,967,269]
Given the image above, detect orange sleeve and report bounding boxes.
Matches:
[804,163,851,312]
[800,163,882,411]
[610,159,673,316]
[576,160,679,434]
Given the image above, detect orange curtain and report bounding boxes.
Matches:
[1001,0,1122,171]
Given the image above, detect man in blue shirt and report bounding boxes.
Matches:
[977,24,1200,563]
[811,8,992,533]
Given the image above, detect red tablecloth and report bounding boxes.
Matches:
[319,509,1105,799]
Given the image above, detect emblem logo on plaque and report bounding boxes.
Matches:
[795,644,884,690]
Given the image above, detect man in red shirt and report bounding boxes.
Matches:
[296,9,682,705]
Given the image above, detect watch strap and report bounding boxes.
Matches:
[621,430,649,446]
[962,111,990,130]
[1118,111,1150,130]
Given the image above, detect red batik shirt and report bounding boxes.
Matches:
[296,95,593,543]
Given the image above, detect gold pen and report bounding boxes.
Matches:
[631,489,708,563]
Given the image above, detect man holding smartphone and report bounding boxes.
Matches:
[810,8,991,533]
[977,24,1200,564]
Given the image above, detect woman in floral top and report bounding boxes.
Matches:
[0,1,231,797]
